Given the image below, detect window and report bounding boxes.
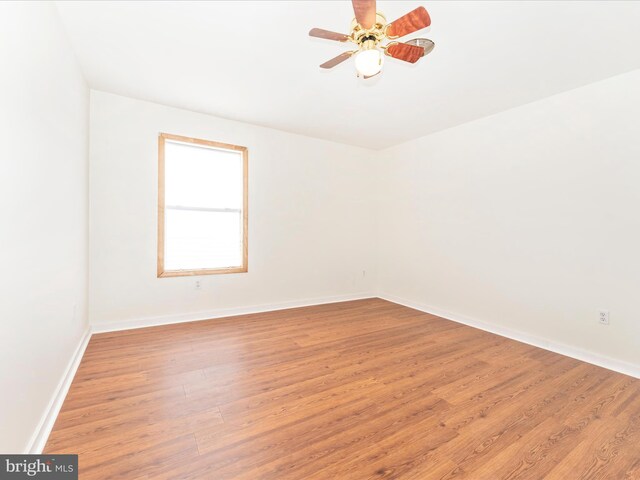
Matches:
[157,133,248,277]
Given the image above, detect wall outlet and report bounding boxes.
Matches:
[598,310,609,325]
[195,280,202,290]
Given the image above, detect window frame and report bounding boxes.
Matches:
[157,132,248,278]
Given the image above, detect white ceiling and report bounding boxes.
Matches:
[55,1,640,149]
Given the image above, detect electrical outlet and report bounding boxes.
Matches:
[598,310,609,325]
[195,280,202,290]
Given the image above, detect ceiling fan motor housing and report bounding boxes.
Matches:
[351,12,387,46]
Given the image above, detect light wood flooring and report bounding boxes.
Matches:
[45,299,640,479]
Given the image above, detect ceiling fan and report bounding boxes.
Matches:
[309,0,434,78]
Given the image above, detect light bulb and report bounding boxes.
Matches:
[354,48,383,77]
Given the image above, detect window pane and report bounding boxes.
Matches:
[164,209,242,270]
[165,141,243,209]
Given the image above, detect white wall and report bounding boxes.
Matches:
[89,92,376,328]
[0,3,89,452]
[378,70,640,370]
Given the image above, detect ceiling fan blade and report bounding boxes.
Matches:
[385,43,425,64]
[352,0,377,29]
[309,28,349,42]
[405,38,435,57]
[320,51,354,69]
[386,6,431,39]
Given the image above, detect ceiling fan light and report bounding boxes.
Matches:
[354,48,384,77]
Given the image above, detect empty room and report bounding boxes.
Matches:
[1,1,639,478]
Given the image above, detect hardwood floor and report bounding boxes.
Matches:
[45,299,640,479]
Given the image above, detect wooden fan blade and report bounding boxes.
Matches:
[309,28,349,42]
[320,51,354,69]
[405,38,435,57]
[352,0,377,29]
[386,6,431,39]
[386,43,425,64]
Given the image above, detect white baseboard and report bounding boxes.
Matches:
[25,327,92,454]
[29,292,637,454]
[91,292,375,334]
[379,294,640,379]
